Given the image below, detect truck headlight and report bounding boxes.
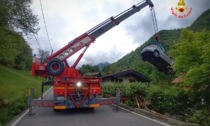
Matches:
[76,82,82,87]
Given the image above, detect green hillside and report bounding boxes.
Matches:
[103,8,210,83]
[0,65,43,126]
[102,9,210,125]
[190,9,210,31]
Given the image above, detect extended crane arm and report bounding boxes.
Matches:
[89,0,153,38]
[32,0,153,77]
[47,0,153,65]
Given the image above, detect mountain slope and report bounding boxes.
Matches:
[98,62,110,71]
[190,9,210,31]
[103,8,210,83]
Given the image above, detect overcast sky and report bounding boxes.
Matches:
[28,0,210,68]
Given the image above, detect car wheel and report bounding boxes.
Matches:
[153,51,159,58]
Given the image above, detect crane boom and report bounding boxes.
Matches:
[88,0,153,38]
[46,0,153,66]
[32,0,153,77]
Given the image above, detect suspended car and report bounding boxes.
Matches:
[141,45,173,74]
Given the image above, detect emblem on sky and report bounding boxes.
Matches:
[171,0,192,18]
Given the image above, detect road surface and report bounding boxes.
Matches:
[9,88,171,126]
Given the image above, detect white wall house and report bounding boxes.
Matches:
[102,69,150,85]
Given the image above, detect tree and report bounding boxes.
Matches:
[0,0,39,36]
[170,29,210,105]
[14,41,32,70]
[80,64,99,74]
[0,0,39,69]
[38,49,50,62]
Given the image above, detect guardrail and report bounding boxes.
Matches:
[28,88,121,115]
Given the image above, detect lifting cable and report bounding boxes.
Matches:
[150,7,159,34]
[39,0,53,55]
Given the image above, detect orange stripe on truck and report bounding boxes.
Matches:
[54,87,65,89]
[54,106,66,109]
[90,104,100,108]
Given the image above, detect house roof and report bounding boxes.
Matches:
[171,73,185,84]
[171,76,184,84]
[102,69,150,82]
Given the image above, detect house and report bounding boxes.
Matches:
[102,69,150,84]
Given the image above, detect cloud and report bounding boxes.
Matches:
[120,0,210,46]
[28,0,210,68]
[124,11,154,44]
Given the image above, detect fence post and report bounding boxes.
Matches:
[116,88,120,111]
[28,88,34,115]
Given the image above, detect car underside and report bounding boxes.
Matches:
[141,47,173,74]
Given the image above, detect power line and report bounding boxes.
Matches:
[39,0,53,54]
[33,33,43,50]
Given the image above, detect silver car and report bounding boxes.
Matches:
[141,45,173,74]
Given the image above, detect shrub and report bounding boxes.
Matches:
[102,83,148,98]
[187,108,210,126]
[102,83,149,107]
[102,83,210,125]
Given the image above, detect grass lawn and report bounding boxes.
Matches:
[0,65,44,126]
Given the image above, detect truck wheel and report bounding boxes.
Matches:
[153,51,159,58]
[46,58,64,76]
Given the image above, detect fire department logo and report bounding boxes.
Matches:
[171,0,192,18]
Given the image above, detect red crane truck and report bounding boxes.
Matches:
[30,0,154,112]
